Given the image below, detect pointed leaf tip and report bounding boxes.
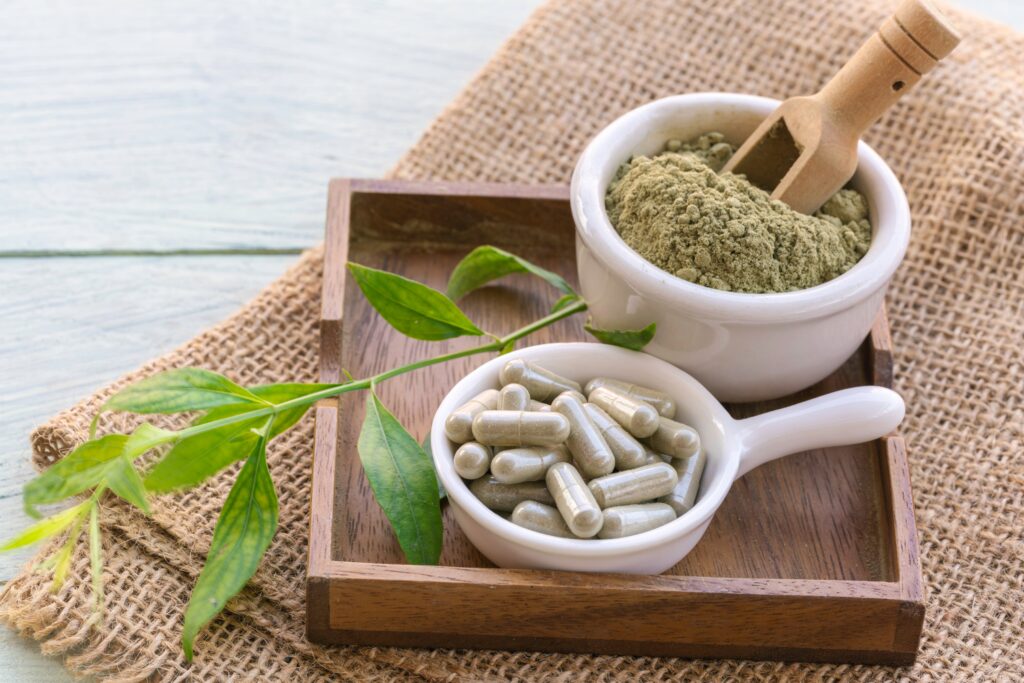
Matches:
[0,502,88,552]
[348,262,483,341]
[181,424,278,659]
[584,321,657,351]
[447,245,575,301]
[358,393,442,564]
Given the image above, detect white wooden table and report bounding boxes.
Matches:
[0,0,1016,678]
[0,1,541,677]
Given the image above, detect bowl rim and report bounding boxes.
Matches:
[430,342,740,558]
[570,92,912,323]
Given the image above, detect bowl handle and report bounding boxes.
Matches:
[734,386,905,479]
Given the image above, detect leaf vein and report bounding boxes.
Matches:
[369,399,427,557]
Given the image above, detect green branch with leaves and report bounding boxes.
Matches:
[1,246,654,659]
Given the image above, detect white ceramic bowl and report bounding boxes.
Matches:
[571,93,911,402]
[430,343,904,574]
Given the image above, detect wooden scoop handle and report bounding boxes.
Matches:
[815,0,960,136]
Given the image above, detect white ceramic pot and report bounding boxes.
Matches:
[571,93,911,402]
[430,343,904,574]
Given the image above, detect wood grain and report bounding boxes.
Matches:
[0,0,543,252]
[306,180,925,663]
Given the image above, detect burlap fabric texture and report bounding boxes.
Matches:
[2,0,1022,680]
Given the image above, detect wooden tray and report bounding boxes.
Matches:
[306,179,924,665]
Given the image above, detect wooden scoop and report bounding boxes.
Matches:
[722,0,960,214]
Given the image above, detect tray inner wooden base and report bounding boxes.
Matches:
[328,185,894,582]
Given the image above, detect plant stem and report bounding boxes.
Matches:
[173,298,588,442]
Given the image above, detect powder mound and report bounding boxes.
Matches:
[605,133,872,293]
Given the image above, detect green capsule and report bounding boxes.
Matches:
[587,462,679,508]
[659,449,707,515]
[551,393,615,478]
[499,359,582,402]
[587,386,660,438]
[647,416,701,459]
[510,500,574,538]
[453,442,492,480]
[584,378,677,418]
[490,445,570,484]
[471,410,570,447]
[546,462,603,538]
[469,477,554,513]
[583,402,647,470]
[598,503,677,539]
[444,389,500,443]
[499,383,531,411]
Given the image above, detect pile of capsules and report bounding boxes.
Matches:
[445,359,706,539]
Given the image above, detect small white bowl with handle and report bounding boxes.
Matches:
[571,92,911,402]
[430,343,904,574]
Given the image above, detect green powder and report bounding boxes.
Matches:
[604,132,872,293]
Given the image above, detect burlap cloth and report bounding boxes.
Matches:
[2,0,1021,680]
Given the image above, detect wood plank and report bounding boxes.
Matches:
[314,572,910,663]
[0,255,295,579]
[0,0,542,252]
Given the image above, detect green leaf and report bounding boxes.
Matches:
[101,368,267,415]
[24,424,168,517]
[145,382,331,493]
[358,393,442,564]
[499,339,515,355]
[1,502,87,552]
[123,423,178,459]
[250,382,338,403]
[105,458,151,514]
[348,262,483,341]
[584,321,657,351]
[49,528,78,590]
[23,435,128,517]
[447,246,575,301]
[182,425,278,660]
[47,511,87,591]
[88,504,103,611]
[144,417,266,493]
